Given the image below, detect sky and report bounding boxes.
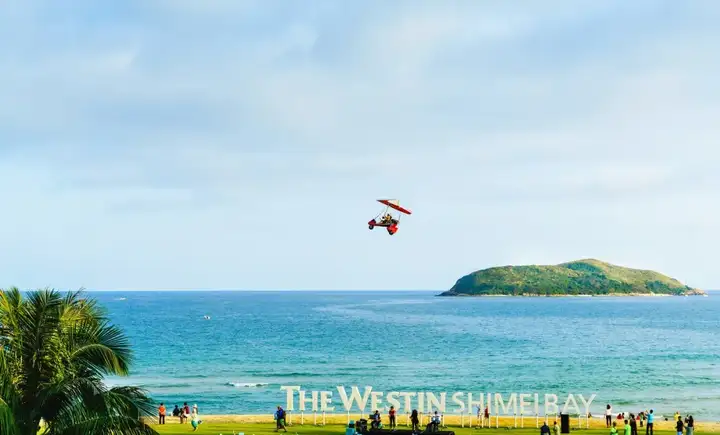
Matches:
[1,0,719,291]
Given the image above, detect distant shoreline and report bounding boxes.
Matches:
[438,293,706,297]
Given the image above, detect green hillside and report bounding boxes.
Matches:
[439,259,705,296]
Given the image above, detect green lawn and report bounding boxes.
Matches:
[150,423,693,435]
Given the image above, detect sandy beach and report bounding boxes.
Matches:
[146,414,720,431]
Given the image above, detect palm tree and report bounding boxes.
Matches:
[0,287,159,435]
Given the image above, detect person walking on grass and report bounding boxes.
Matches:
[553,420,560,435]
[610,421,618,435]
[190,408,202,432]
[625,419,631,435]
[274,405,288,432]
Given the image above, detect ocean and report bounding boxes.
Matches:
[98,290,720,419]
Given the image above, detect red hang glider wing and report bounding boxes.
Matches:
[377,199,412,215]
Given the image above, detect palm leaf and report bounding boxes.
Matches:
[0,349,20,435]
[67,320,132,377]
[47,385,158,435]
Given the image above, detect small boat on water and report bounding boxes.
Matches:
[203,315,211,320]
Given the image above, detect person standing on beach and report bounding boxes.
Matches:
[484,406,490,426]
[389,405,397,430]
[158,403,166,424]
[410,410,419,434]
[676,416,684,435]
[646,410,654,435]
[630,414,638,435]
[685,415,694,435]
[606,405,613,428]
[183,402,190,422]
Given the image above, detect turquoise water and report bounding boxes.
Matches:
[98,291,720,418]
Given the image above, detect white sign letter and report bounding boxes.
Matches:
[280,386,300,411]
[577,394,596,416]
[562,394,580,415]
[387,392,401,412]
[371,391,384,412]
[452,392,466,413]
[495,393,518,415]
[398,392,416,413]
[299,390,318,411]
[337,386,373,412]
[519,394,532,415]
[320,391,335,412]
[426,393,446,413]
[544,394,558,416]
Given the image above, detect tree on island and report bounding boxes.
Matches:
[0,287,158,435]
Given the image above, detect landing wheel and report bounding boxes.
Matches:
[369,224,374,230]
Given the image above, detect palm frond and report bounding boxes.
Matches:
[36,374,104,425]
[47,385,158,435]
[0,287,23,344]
[0,397,20,435]
[16,290,66,430]
[0,349,20,435]
[66,319,132,377]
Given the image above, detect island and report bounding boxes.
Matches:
[439,258,706,297]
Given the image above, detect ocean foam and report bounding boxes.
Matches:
[227,382,269,388]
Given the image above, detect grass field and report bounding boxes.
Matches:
[150,423,707,435]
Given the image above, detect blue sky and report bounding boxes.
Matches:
[1,1,719,291]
